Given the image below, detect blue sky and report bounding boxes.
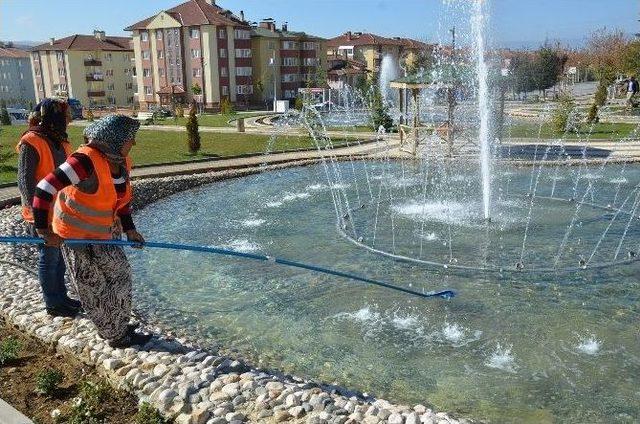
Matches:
[0,0,638,48]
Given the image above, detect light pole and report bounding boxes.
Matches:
[270,50,277,112]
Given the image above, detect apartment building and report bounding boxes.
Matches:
[250,20,326,104]
[125,0,252,109]
[30,31,135,108]
[327,32,428,79]
[0,46,35,105]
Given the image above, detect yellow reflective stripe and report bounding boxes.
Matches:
[59,192,113,219]
[53,203,112,235]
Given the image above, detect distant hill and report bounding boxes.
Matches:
[0,40,43,50]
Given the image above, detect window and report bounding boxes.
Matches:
[282,57,298,66]
[157,50,164,60]
[142,50,150,60]
[235,49,251,58]
[34,68,40,76]
[56,51,64,61]
[281,74,297,83]
[106,69,114,77]
[220,67,228,77]
[268,41,275,50]
[105,53,112,62]
[144,85,152,95]
[20,72,24,80]
[107,83,115,91]
[158,69,165,77]
[32,53,39,61]
[108,96,116,105]
[141,31,149,42]
[219,48,227,58]
[236,85,253,95]
[303,58,318,66]
[126,82,133,90]
[302,42,318,50]
[282,41,298,50]
[190,28,200,39]
[219,29,226,39]
[234,29,250,39]
[124,54,130,61]
[58,68,65,76]
[284,89,297,99]
[235,67,252,76]
[221,85,228,96]
[192,68,201,77]
[143,68,151,77]
[156,30,163,40]
[191,49,200,58]
[57,83,67,92]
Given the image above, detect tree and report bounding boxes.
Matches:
[534,44,567,98]
[220,97,234,115]
[0,100,11,126]
[185,103,201,155]
[622,40,640,76]
[509,52,538,96]
[551,94,579,133]
[191,82,202,96]
[370,84,393,131]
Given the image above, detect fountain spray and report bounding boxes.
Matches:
[471,0,492,220]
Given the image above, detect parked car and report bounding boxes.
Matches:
[6,108,29,125]
[67,98,84,119]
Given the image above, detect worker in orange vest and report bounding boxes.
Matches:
[32,114,150,348]
[17,98,80,317]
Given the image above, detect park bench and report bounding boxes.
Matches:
[136,112,154,125]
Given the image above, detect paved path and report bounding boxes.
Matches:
[0,398,33,424]
[0,138,395,206]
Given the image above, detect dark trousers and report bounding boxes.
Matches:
[30,225,69,308]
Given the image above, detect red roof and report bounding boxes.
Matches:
[125,0,247,31]
[32,34,132,52]
[327,32,428,50]
[0,47,30,58]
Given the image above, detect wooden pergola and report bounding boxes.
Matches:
[390,65,468,156]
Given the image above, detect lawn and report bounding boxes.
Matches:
[508,122,639,140]
[153,112,268,127]
[0,124,349,184]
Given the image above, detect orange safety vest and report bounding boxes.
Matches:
[52,145,133,240]
[16,132,72,223]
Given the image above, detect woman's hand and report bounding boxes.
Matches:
[36,229,62,247]
[126,230,145,249]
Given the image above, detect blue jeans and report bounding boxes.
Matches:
[37,244,68,308]
[29,225,69,308]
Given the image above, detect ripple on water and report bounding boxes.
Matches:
[485,343,517,373]
[241,219,266,228]
[223,239,262,253]
[577,337,601,355]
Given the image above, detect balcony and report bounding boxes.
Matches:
[87,90,105,97]
[84,59,102,66]
[86,73,104,81]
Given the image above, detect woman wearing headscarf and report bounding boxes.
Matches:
[17,98,80,317]
[32,114,151,348]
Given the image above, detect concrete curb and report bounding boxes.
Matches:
[0,398,34,424]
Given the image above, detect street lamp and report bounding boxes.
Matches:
[270,51,277,112]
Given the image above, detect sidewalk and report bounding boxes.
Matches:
[0,398,33,424]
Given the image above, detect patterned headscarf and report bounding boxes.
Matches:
[83,114,140,166]
[28,98,69,144]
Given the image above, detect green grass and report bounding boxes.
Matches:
[0,124,348,183]
[508,122,639,140]
[153,112,267,127]
[327,125,376,133]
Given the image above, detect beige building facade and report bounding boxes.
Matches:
[30,31,135,108]
[250,20,327,105]
[125,0,253,110]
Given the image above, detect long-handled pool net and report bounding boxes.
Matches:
[0,236,455,300]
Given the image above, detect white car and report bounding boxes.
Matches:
[6,108,29,125]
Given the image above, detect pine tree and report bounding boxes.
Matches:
[186,103,201,155]
[0,100,11,126]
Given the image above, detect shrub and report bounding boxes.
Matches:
[86,109,95,122]
[65,380,112,424]
[551,94,579,133]
[220,97,234,115]
[35,369,64,396]
[594,80,609,107]
[186,104,201,155]
[587,103,599,124]
[0,101,11,126]
[0,336,21,365]
[174,104,184,118]
[294,96,304,111]
[371,92,393,132]
[134,402,167,424]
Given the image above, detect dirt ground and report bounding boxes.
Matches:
[0,316,140,424]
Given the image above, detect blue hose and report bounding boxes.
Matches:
[0,236,456,300]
